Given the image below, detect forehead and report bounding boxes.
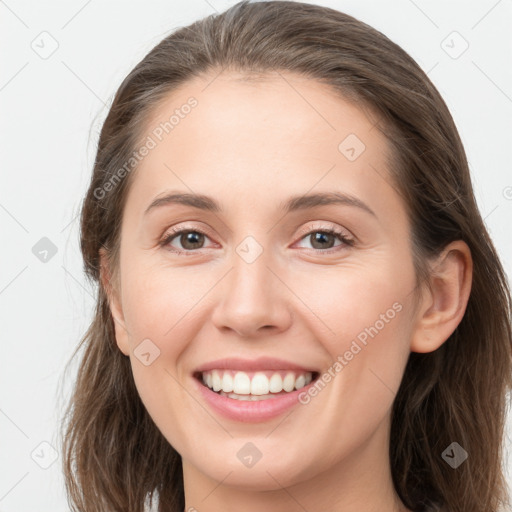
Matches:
[144,69,384,148]
[125,70,403,228]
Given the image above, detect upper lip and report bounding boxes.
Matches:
[194,357,319,374]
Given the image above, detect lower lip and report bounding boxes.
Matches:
[193,376,317,423]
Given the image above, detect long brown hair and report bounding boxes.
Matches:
[61,2,512,511]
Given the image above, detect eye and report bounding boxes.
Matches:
[294,226,354,252]
[159,224,355,254]
[159,228,214,253]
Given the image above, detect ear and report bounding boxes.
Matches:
[410,240,473,353]
[99,247,130,356]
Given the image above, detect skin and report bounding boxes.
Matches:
[100,70,473,512]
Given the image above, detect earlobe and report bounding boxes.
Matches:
[410,240,473,353]
[99,247,131,356]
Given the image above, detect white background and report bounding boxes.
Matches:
[1,0,511,510]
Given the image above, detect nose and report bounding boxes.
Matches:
[210,247,293,338]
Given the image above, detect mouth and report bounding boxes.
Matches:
[193,369,321,401]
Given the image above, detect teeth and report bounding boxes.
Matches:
[269,373,283,393]
[200,369,314,395]
[222,372,234,392]
[250,373,269,395]
[283,372,295,392]
[295,374,306,389]
[233,372,251,394]
[219,390,280,401]
[212,370,222,392]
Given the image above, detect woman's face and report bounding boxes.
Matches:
[106,71,424,491]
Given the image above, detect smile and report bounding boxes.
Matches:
[197,369,316,400]
[191,357,321,422]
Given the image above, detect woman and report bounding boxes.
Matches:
[61,2,512,511]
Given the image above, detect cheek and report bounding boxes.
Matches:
[118,262,216,436]
[300,255,413,352]
[121,260,208,348]
[293,307,411,473]
[295,257,414,429]
[120,265,201,451]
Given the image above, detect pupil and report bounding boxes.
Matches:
[311,232,333,249]
[182,232,204,250]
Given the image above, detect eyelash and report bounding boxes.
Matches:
[159,224,355,255]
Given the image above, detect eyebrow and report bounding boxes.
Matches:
[144,191,376,218]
